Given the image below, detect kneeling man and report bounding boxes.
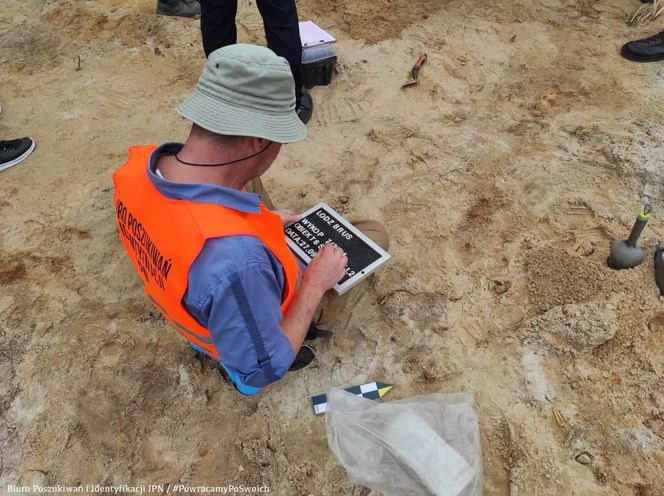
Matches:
[113,44,387,395]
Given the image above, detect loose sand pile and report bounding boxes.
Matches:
[1,0,663,494]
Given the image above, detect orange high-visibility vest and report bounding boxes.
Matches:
[112,144,301,361]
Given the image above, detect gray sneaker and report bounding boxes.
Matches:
[156,0,200,18]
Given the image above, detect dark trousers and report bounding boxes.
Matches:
[200,0,304,106]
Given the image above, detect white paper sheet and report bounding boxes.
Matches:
[298,20,336,48]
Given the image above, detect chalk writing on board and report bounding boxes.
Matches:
[285,204,389,292]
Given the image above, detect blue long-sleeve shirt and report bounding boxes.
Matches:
[147,143,296,387]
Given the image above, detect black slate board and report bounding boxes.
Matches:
[284,203,391,294]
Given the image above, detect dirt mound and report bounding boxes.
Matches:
[41,0,199,49]
[0,0,201,75]
[520,302,617,354]
[0,13,64,74]
[298,0,451,43]
[526,245,608,311]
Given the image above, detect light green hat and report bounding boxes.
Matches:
[178,44,307,144]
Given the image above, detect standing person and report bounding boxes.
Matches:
[113,45,387,396]
[199,0,313,124]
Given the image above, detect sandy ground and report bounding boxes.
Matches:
[2,0,664,494]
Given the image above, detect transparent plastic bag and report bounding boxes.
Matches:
[326,389,483,496]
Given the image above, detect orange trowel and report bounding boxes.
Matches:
[401,54,428,88]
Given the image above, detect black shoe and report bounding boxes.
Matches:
[305,323,334,341]
[621,30,664,62]
[0,137,35,173]
[156,0,200,18]
[289,344,317,371]
[297,89,313,124]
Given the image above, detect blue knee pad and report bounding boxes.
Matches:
[189,344,261,396]
[220,364,261,396]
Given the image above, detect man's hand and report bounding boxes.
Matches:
[282,243,347,353]
[273,209,302,227]
[302,242,348,293]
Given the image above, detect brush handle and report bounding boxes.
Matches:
[627,215,649,246]
[411,54,428,79]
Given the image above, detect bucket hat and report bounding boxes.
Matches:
[178,44,307,143]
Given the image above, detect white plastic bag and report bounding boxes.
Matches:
[326,389,483,496]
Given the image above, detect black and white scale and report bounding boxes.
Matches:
[284,203,391,294]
